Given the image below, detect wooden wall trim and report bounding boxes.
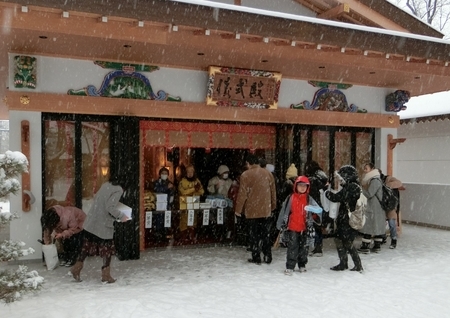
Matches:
[6,91,399,128]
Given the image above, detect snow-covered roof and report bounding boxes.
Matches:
[172,0,450,45]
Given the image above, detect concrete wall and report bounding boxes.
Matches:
[397,119,450,227]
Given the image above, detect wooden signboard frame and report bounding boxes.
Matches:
[206,66,281,109]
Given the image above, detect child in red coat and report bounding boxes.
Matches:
[277,176,322,276]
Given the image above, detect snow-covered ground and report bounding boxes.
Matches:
[2,224,450,318]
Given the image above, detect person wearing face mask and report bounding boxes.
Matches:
[207,165,233,199]
[153,167,175,210]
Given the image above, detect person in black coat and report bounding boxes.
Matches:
[304,160,329,256]
[325,165,363,272]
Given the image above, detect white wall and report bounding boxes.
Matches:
[9,111,43,260]
[398,119,450,185]
[397,119,450,227]
[9,54,391,113]
[400,184,450,228]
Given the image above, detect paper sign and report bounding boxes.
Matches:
[217,208,224,225]
[145,211,153,229]
[203,210,210,226]
[187,210,195,226]
[164,210,171,227]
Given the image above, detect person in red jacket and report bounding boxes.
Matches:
[41,205,86,267]
[277,176,322,275]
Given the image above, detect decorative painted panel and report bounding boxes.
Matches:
[68,61,181,101]
[290,81,367,113]
[385,90,410,112]
[14,55,36,89]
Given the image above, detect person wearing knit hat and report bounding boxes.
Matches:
[285,163,298,180]
[278,164,299,224]
[207,164,233,198]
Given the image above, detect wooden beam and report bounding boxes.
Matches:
[6,91,400,128]
[317,4,349,20]
[387,133,406,175]
[334,0,410,33]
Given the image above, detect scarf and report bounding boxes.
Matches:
[362,169,380,186]
[288,192,308,232]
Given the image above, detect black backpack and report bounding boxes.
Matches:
[379,183,398,212]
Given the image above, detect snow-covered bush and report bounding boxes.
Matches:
[0,150,43,303]
[0,265,44,303]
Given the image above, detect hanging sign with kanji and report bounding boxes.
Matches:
[206,66,281,109]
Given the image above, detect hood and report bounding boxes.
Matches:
[217,165,229,175]
[335,165,359,185]
[293,176,310,194]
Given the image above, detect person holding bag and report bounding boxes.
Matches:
[70,174,130,283]
[325,165,363,272]
[41,204,86,267]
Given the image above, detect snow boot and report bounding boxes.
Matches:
[70,261,84,282]
[371,238,382,253]
[389,239,397,249]
[348,245,363,272]
[357,239,371,254]
[331,240,348,271]
[101,266,116,283]
[311,244,323,257]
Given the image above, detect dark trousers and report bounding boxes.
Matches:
[248,218,271,261]
[61,231,83,263]
[286,230,308,270]
[335,237,362,269]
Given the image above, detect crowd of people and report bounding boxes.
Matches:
[40,155,401,282]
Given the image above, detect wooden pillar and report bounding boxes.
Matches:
[234,0,242,5]
[21,120,31,212]
[387,134,405,176]
[387,133,406,235]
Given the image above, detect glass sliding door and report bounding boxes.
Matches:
[79,122,110,213]
[44,120,75,209]
[43,118,110,213]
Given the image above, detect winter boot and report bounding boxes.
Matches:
[357,238,371,254]
[101,266,116,283]
[389,239,397,249]
[349,247,363,272]
[331,239,348,271]
[70,261,84,282]
[311,244,323,257]
[371,237,382,253]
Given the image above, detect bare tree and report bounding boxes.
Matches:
[395,0,450,35]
